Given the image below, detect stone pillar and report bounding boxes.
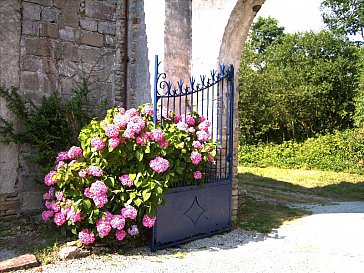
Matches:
[0,0,21,220]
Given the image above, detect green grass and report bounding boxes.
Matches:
[237,166,364,233]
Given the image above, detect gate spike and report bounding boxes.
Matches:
[200,75,206,87]
[189,76,195,91]
[178,79,184,93]
[210,69,216,82]
[220,64,226,75]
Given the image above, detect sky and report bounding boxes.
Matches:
[257,0,326,33]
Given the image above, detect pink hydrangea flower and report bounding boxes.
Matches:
[187,127,196,134]
[45,200,53,210]
[186,116,195,126]
[119,175,133,187]
[43,192,50,200]
[51,202,61,213]
[149,156,170,173]
[115,229,127,241]
[119,107,126,115]
[56,151,69,162]
[114,113,130,127]
[199,116,206,123]
[150,129,164,142]
[108,137,121,149]
[105,124,120,138]
[127,225,139,236]
[79,170,87,178]
[87,166,103,177]
[104,211,114,222]
[123,128,135,139]
[194,171,202,180]
[44,171,57,186]
[208,154,215,163]
[90,180,108,196]
[78,229,95,245]
[91,137,106,150]
[174,114,182,124]
[136,133,149,145]
[190,151,202,165]
[176,121,188,132]
[125,108,138,117]
[142,214,156,228]
[198,120,211,132]
[48,187,55,197]
[121,205,138,220]
[65,206,82,223]
[96,219,112,238]
[192,141,203,149]
[67,146,83,159]
[141,105,154,115]
[84,187,93,198]
[55,161,66,170]
[53,212,66,226]
[196,130,210,143]
[69,160,76,166]
[42,210,54,222]
[159,139,169,148]
[55,191,64,201]
[110,215,125,230]
[93,194,108,208]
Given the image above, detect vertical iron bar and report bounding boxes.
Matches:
[224,75,229,179]
[219,76,224,180]
[153,55,159,125]
[229,65,234,179]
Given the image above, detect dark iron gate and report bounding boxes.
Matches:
[151,55,234,251]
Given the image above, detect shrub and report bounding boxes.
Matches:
[41,104,217,245]
[239,129,364,174]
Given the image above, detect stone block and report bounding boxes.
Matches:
[59,12,79,28]
[104,35,115,47]
[20,72,39,92]
[23,37,50,56]
[59,246,90,260]
[19,192,44,213]
[22,20,40,36]
[80,18,98,31]
[58,61,76,77]
[40,22,59,38]
[42,7,60,23]
[0,254,38,272]
[42,73,58,92]
[60,42,80,62]
[80,46,102,63]
[59,26,78,42]
[98,21,116,35]
[85,1,116,21]
[25,0,53,7]
[22,2,41,20]
[54,0,80,11]
[80,31,103,47]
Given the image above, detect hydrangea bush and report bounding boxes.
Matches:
[42,104,217,245]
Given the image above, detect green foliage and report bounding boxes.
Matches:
[248,16,285,53]
[44,104,217,245]
[0,84,96,173]
[353,46,364,126]
[238,129,364,174]
[321,0,364,43]
[239,30,360,144]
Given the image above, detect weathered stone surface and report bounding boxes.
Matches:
[59,26,78,42]
[58,246,90,260]
[104,35,115,47]
[19,192,44,213]
[0,254,38,272]
[59,12,79,28]
[60,42,80,62]
[80,31,103,47]
[80,18,98,31]
[22,2,42,21]
[98,21,116,35]
[42,7,60,23]
[20,72,39,92]
[58,61,76,77]
[85,1,116,21]
[22,19,40,36]
[54,0,80,11]
[25,0,53,7]
[40,22,59,38]
[23,37,51,56]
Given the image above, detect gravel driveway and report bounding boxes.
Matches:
[13,201,364,273]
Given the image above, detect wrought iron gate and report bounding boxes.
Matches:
[151,55,234,251]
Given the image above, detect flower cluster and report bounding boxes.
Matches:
[41,104,217,246]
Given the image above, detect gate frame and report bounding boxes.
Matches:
[151,55,234,252]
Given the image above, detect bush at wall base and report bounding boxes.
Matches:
[41,104,217,246]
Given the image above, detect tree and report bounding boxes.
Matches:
[321,0,364,43]
[239,30,360,144]
[248,16,285,53]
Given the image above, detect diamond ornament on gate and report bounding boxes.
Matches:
[183,196,206,227]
